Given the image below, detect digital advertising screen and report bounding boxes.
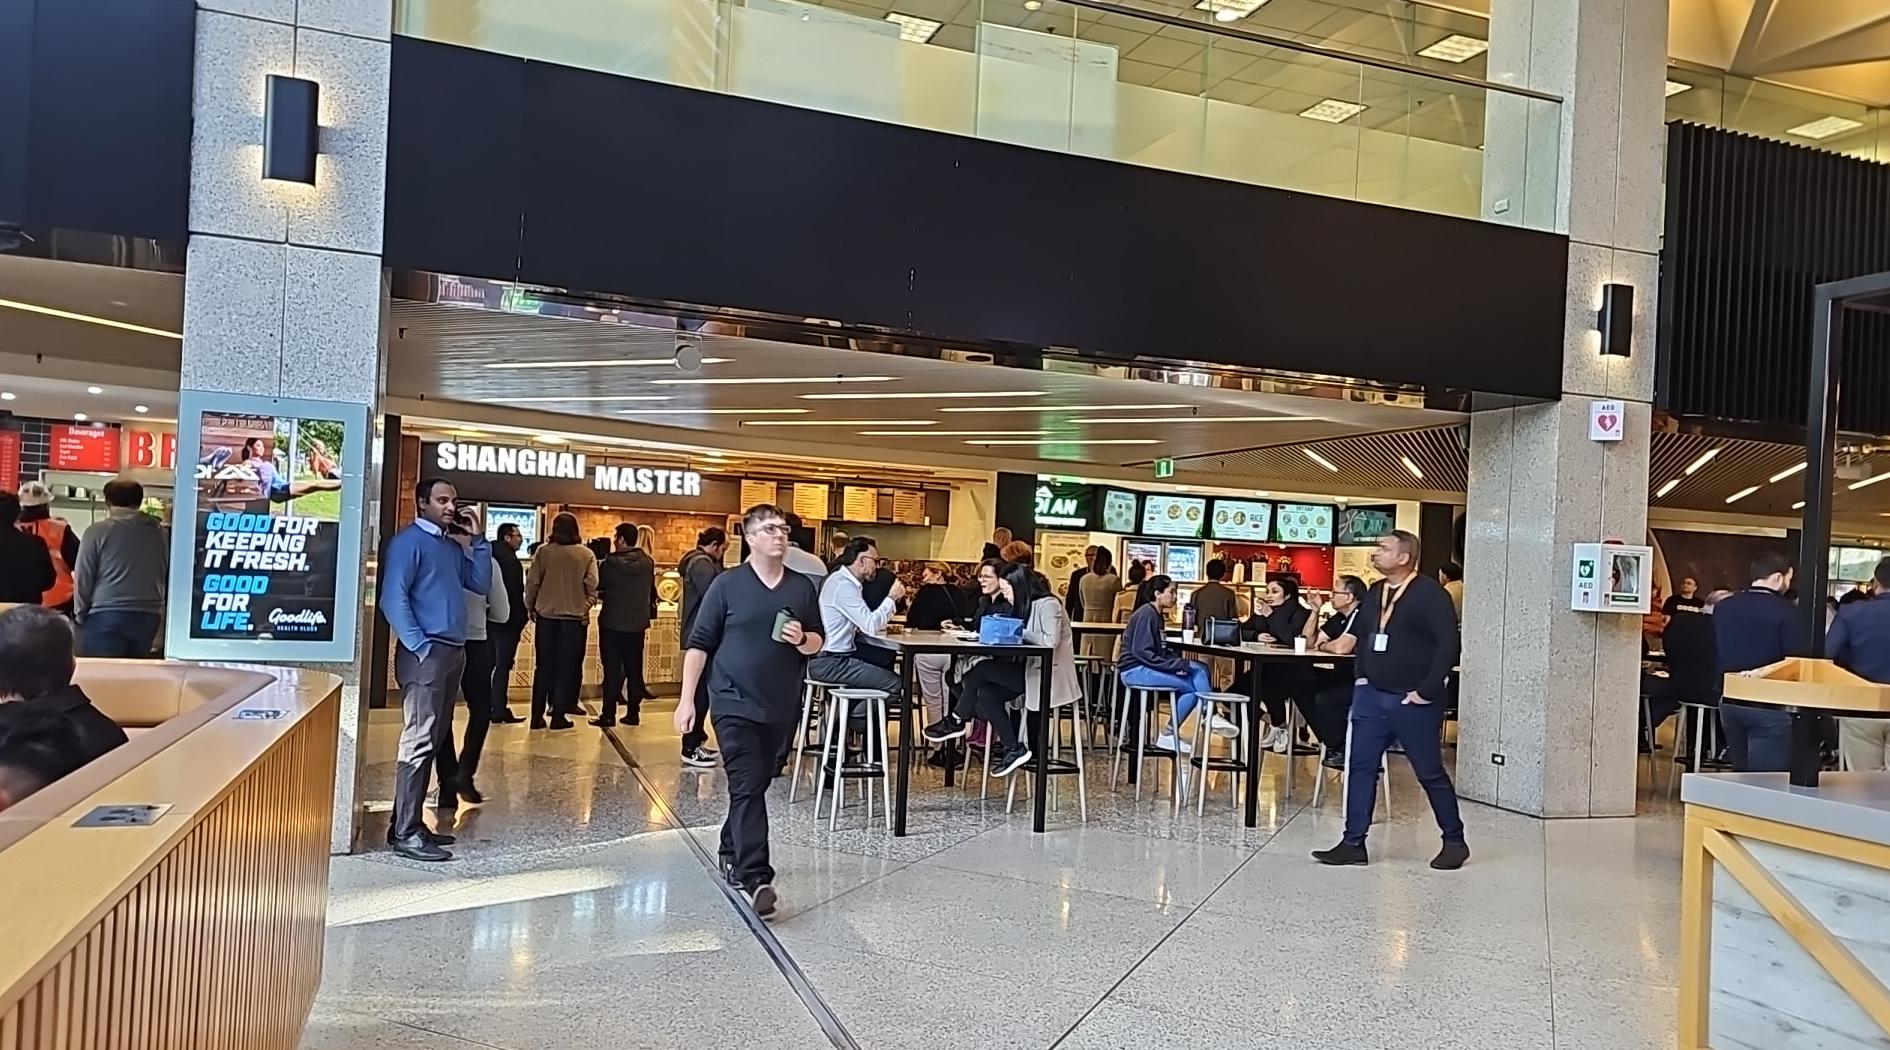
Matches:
[484,504,539,549]
[1272,502,1336,545]
[1209,499,1273,542]
[166,393,369,662]
[1163,542,1202,582]
[1100,488,1140,534]
[1335,505,1397,545]
[1141,493,1206,538]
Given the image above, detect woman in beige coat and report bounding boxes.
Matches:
[525,512,598,729]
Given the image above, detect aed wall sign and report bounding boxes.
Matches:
[434,442,703,496]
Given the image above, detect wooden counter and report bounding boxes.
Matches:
[0,661,341,1049]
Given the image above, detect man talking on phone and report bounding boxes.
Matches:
[379,479,492,862]
[675,503,822,918]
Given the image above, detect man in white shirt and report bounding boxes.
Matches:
[808,536,907,711]
[783,513,831,590]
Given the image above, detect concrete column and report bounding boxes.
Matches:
[178,0,391,852]
[1460,0,1666,817]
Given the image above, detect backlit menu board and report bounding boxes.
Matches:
[1209,499,1273,542]
[890,490,927,525]
[739,478,778,509]
[841,486,879,522]
[791,483,829,520]
[1140,494,1206,538]
[1123,539,1162,573]
[50,424,121,472]
[1100,489,1139,533]
[1164,542,1202,582]
[1273,502,1335,544]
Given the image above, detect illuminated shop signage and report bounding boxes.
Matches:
[434,442,702,497]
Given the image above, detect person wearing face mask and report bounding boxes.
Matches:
[1309,575,1367,768]
[1243,576,1313,753]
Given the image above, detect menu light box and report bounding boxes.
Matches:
[1209,499,1273,542]
[1272,502,1335,545]
[1100,488,1140,534]
[1140,494,1205,539]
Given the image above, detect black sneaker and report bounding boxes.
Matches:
[926,746,962,770]
[682,746,718,768]
[994,746,1033,777]
[1431,842,1471,871]
[1320,749,1346,770]
[741,883,778,918]
[1311,842,1369,866]
[923,716,969,743]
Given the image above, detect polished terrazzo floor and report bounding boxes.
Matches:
[303,700,1686,1049]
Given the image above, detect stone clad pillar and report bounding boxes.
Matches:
[1459,0,1667,817]
[177,0,392,851]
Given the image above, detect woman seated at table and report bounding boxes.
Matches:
[923,564,1059,776]
[1240,577,1313,752]
[1118,574,1235,754]
[923,559,1011,737]
[908,562,969,731]
[1307,574,1366,769]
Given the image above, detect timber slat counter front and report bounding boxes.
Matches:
[0,662,341,1050]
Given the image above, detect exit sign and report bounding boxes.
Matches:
[1154,458,1175,479]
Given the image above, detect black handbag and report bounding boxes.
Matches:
[1203,618,1241,646]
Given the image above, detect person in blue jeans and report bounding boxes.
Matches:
[1312,530,1468,871]
[1117,574,1234,753]
[73,479,169,658]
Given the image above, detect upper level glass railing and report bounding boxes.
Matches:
[1667,67,1890,163]
[395,0,1563,231]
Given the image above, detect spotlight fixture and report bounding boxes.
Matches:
[262,75,320,185]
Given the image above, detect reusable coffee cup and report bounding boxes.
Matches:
[771,608,797,643]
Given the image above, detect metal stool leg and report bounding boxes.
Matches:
[877,697,893,832]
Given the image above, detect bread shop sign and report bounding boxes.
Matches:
[435,442,703,496]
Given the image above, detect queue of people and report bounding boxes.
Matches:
[0,478,168,658]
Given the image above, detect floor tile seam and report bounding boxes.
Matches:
[315,1003,516,1050]
[766,929,1117,1000]
[325,883,471,929]
[600,723,862,1050]
[906,853,1216,911]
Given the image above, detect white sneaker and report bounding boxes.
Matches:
[1209,713,1240,738]
[1266,727,1292,754]
[1153,731,1194,754]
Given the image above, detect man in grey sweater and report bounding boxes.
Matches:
[73,479,169,658]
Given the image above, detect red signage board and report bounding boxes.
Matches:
[0,431,18,490]
[50,424,122,472]
[127,428,177,471]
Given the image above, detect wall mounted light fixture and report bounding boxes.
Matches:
[1598,283,1633,357]
[262,75,319,184]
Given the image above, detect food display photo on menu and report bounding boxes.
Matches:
[1272,502,1335,545]
[1141,493,1206,539]
[1210,498,1273,542]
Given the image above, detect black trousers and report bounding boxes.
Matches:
[598,627,647,723]
[961,660,1025,751]
[489,623,523,716]
[1307,676,1352,750]
[435,637,494,792]
[715,713,790,890]
[532,617,588,721]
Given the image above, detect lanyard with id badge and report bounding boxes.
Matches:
[1373,579,1409,653]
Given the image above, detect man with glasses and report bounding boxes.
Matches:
[809,536,907,736]
[675,505,823,917]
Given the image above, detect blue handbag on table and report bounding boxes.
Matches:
[978,614,1025,646]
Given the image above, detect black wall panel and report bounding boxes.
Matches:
[386,38,1570,401]
[1661,122,1890,434]
[0,0,194,241]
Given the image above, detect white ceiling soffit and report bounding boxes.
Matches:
[1671,0,1890,105]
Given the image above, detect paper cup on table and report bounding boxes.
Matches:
[1294,637,1307,654]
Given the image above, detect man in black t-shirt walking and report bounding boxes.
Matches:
[675,504,823,918]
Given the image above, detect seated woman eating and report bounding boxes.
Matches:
[1241,577,1313,752]
[1118,574,1234,753]
[922,564,1066,777]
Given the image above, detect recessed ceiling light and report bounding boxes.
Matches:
[1665,80,1692,98]
[1303,448,1338,471]
[857,429,1048,436]
[1725,485,1760,504]
[134,405,149,414]
[85,386,102,395]
[1847,471,1890,491]
[650,376,897,386]
[0,392,13,401]
[966,438,1161,446]
[1400,455,1425,480]
[1193,0,1268,21]
[72,413,87,422]
[884,12,941,42]
[503,395,675,403]
[1769,462,1808,483]
[742,419,936,427]
[617,407,811,415]
[799,391,1046,401]
[1417,34,1488,62]
[1792,501,1806,510]
[0,298,182,339]
[1024,0,1041,9]
[939,403,1189,414]
[1786,116,1864,141]
[1300,99,1365,124]
[1683,448,1720,475]
[1655,478,1681,498]
[1067,415,1312,424]
[483,357,731,370]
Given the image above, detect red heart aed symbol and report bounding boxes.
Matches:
[1598,413,1618,432]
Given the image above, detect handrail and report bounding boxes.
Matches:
[1043,0,1563,105]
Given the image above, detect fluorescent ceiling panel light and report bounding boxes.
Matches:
[1792,501,1806,510]
[504,395,675,403]
[1066,415,1312,424]
[1193,0,1269,22]
[967,438,1161,446]
[857,430,1048,436]
[1725,485,1760,504]
[1769,462,1808,483]
[799,391,1045,401]
[1400,455,1424,480]
[1416,34,1488,62]
[1655,478,1681,498]
[1303,448,1339,471]
[1665,80,1691,98]
[1847,471,1890,491]
[1786,116,1864,141]
[0,298,182,339]
[650,376,896,386]
[740,419,937,427]
[884,12,941,42]
[617,407,810,415]
[484,357,731,370]
[938,403,1190,413]
[1683,448,1720,475]
[1299,99,1365,124]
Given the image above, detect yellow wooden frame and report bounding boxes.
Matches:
[1679,804,1890,1049]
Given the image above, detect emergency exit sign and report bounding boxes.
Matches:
[1154,458,1175,479]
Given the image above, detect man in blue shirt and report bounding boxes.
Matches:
[379,478,492,861]
[1713,552,1799,773]
[1825,557,1890,772]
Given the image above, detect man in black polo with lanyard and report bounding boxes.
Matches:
[1314,529,1468,870]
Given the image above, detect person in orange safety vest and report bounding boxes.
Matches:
[16,482,78,615]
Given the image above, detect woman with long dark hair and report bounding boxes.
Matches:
[525,512,598,729]
[1117,574,1229,753]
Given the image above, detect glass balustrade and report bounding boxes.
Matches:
[396,0,1563,230]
